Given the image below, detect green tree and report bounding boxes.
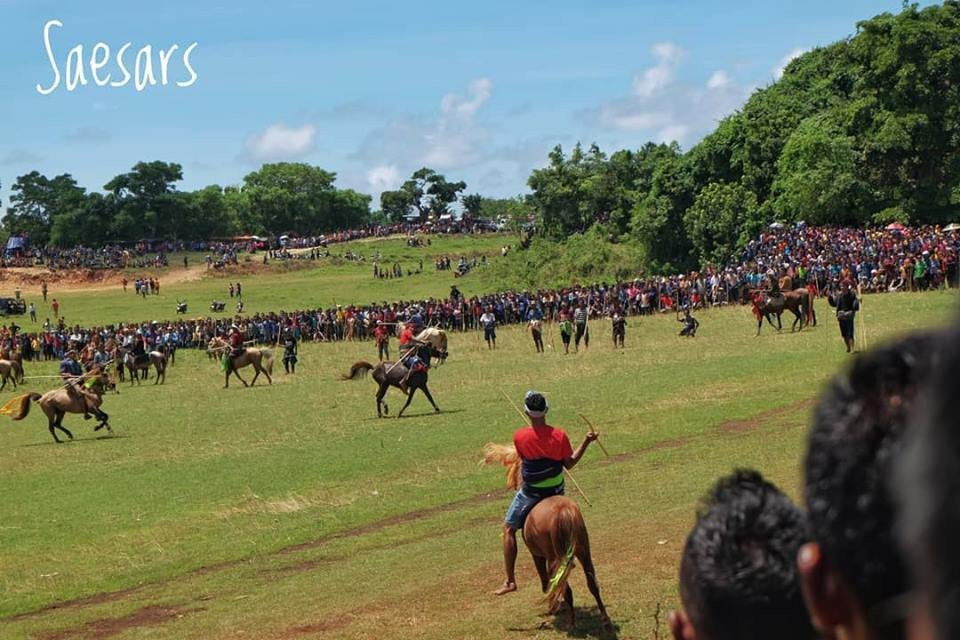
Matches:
[684,182,760,265]
[771,114,868,225]
[461,193,483,218]
[103,161,185,240]
[4,172,86,246]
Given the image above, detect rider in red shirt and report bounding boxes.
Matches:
[494,391,598,596]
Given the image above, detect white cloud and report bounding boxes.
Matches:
[440,77,492,118]
[366,165,400,192]
[352,77,494,174]
[773,47,809,80]
[707,70,731,90]
[244,123,316,162]
[584,46,754,146]
[633,42,684,97]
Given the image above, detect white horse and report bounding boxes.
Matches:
[414,327,448,363]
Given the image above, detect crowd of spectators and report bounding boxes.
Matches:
[0,224,954,363]
[0,219,500,271]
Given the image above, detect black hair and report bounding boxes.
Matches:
[524,392,546,413]
[805,330,941,637]
[679,469,815,640]
[895,328,960,640]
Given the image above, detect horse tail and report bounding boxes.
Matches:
[805,290,815,326]
[342,361,375,380]
[543,500,583,612]
[9,392,41,421]
[261,348,274,376]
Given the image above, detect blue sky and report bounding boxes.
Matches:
[0,1,935,209]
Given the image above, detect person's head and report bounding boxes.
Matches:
[523,391,548,424]
[671,469,814,640]
[895,329,960,640]
[800,331,941,640]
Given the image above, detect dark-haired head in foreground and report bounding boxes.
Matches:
[670,469,815,640]
[800,331,941,640]
[895,328,960,640]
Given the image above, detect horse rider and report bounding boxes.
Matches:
[397,318,426,393]
[222,324,244,371]
[494,391,598,596]
[59,349,98,419]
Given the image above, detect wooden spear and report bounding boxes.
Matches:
[498,389,592,507]
[578,414,610,457]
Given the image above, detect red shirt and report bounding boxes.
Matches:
[399,327,415,344]
[514,424,573,462]
[230,332,243,348]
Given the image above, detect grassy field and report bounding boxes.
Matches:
[2,234,517,328]
[0,280,955,638]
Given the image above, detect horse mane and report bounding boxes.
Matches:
[481,443,522,490]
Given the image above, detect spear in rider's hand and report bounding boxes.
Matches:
[498,389,593,507]
[579,414,610,458]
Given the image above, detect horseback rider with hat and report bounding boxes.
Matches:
[494,391,598,596]
[59,349,98,419]
[222,324,244,371]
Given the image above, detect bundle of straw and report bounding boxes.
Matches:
[481,442,522,490]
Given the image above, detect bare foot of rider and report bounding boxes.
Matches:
[493,581,517,596]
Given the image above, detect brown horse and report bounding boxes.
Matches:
[482,444,611,631]
[208,337,274,388]
[0,359,24,391]
[341,345,442,418]
[751,288,814,335]
[8,372,114,443]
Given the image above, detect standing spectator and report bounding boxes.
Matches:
[229,283,235,298]
[559,310,573,355]
[573,301,589,352]
[527,305,544,353]
[28,303,36,323]
[827,280,860,353]
[41,280,48,302]
[236,282,242,298]
[480,306,497,349]
[374,320,391,361]
[282,328,298,374]
[51,298,60,319]
[611,312,626,348]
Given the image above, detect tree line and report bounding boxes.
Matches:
[0,162,503,247]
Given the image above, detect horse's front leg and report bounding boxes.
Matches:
[232,369,249,387]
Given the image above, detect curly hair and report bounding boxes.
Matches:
[680,469,815,640]
[805,331,942,636]
[896,328,960,640]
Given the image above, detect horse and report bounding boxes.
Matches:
[0,359,24,391]
[482,444,611,630]
[207,336,274,388]
[341,343,443,418]
[7,371,115,443]
[119,347,168,385]
[751,288,814,335]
